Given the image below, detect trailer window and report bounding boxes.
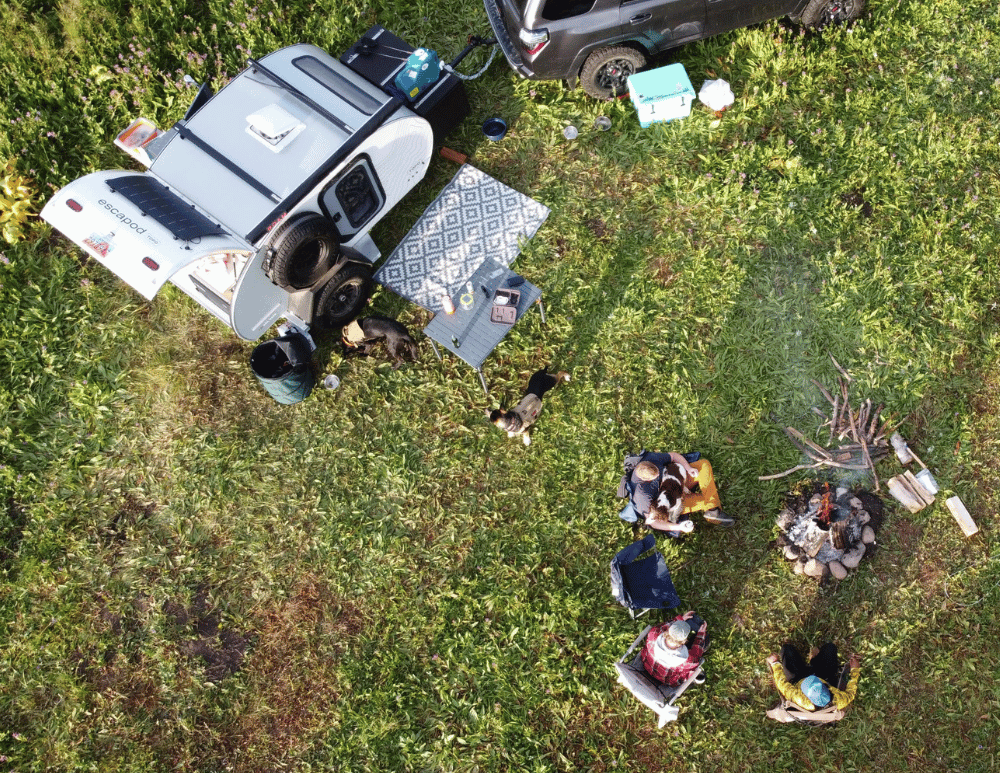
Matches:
[293,56,383,116]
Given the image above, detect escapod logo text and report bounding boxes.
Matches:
[98,199,147,235]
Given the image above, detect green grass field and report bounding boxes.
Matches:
[2,0,999,770]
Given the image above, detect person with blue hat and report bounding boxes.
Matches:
[766,642,861,712]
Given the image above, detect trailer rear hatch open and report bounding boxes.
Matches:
[41,170,248,300]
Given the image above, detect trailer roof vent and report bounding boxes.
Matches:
[246,104,306,153]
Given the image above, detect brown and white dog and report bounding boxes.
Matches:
[647,462,688,523]
[488,368,569,446]
[342,315,419,370]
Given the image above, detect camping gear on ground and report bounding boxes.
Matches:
[610,535,680,618]
[627,63,695,128]
[914,468,939,495]
[614,624,705,728]
[697,78,735,111]
[375,163,549,394]
[482,117,507,141]
[250,333,314,404]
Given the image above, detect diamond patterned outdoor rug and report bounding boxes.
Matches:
[375,164,550,313]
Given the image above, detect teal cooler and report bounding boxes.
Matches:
[249,333,315,405]
[627,63,695,128]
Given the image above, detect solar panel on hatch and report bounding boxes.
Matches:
[107,175,228,241]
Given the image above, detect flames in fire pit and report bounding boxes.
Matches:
[775,482,883,580]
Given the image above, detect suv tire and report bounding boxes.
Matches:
[800,0,865,28]
[580,46,647,100]
[269,215,339,290]
[314,264,373,327]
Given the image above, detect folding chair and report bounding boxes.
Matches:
[614,624,705,728]
[610,535,680,618]
[765,701,846,724]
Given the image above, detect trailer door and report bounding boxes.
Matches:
[230,248,290,340]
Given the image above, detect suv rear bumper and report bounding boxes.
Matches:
[484,0,534,78]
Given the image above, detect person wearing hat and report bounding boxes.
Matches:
[641,611,708,686]
[617,451,734,532]
[766,642,861,712]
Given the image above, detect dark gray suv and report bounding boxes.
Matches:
[485,0,865,99]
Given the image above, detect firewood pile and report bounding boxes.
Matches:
[759,358,898,491]
[775,482,884,581]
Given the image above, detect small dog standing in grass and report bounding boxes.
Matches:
[488,368,569,446]
[342,314,419,370]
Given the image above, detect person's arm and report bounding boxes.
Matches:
[668,452,698,481]
[687,623,708,661]
[645,515,694,534]
[766,656,814,710]
[832,656,861,709]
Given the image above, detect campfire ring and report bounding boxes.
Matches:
[775,482,884,581]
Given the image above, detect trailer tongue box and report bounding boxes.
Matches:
[341,26,470,144]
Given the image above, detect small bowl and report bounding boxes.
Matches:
[482,117,507,141]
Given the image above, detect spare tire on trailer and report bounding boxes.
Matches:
[268,214,339,290]
[314,264,373,327]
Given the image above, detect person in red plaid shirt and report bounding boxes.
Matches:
[641,611,708,686]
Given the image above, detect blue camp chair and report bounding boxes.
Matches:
[610,535,680,618]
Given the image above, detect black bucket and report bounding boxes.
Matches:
[249,333,315,405]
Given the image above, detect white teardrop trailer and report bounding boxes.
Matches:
[42,35,469,342]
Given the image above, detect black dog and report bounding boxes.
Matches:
[488,368,569,446]
[342,314,419,370]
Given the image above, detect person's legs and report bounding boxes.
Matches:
[681,459,722,514]
[780,642,813,682]
[810,642,840,685]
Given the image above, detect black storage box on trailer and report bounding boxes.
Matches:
[341,26,470,144]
